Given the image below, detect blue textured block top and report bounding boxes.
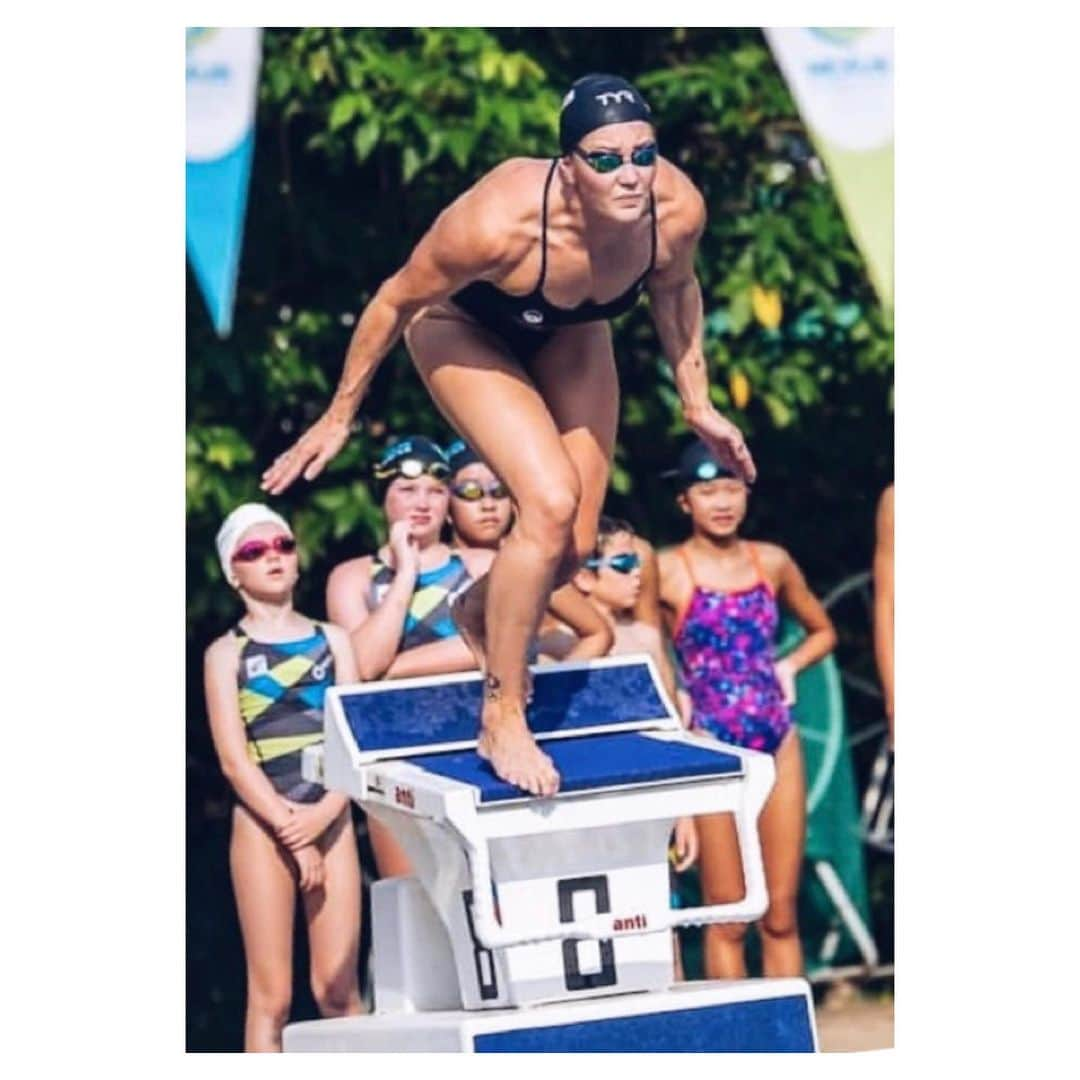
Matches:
[406,732,742,802]
[341,662,671,753]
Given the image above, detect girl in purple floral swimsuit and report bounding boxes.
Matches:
[659,440,836,980]
[673,538,790,753]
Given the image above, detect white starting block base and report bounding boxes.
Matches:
[289,658,818,1053]
[283,978,818,1053]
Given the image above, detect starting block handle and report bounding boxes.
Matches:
[671,798,770,928]
[458,794,770,950]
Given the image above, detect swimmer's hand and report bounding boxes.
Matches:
[387,519,422,577]
[671,816,698,872]
[773,657,797,707]
[276,801,338,851]
[261,411,352,495]
[685,405,757,485]
[292,845,325,893]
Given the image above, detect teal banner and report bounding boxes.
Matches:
[185,28,262,337]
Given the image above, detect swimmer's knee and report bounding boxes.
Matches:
[247,979,292,1027]
[543,489,596,581]
[760,897,799,941]
[518,483,580,556]
[311,970,358,1018]
[554,528,596,583]
[706,921,749,946]
[571,514,599,564]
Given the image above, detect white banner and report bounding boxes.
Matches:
[766,28,892,150]
[765,28,894,307]
[186,28,261,161]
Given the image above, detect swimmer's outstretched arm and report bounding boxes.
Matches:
[261,189,513,494]
[384,637,480,679]
[646,186,757,485]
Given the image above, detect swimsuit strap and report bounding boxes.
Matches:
[646,192,658,274]
[536,158,559,293]
[677,543,698,586]
[232,620,324,646]
[671,544,703,641]
[745,541,773,595]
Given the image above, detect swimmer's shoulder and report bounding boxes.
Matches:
[436,158,550,266]
[204,629,242,672]
[326,555,375,596]
[325,555,378,626]
[475,156,554,198]
[649,161,705,277]
[656,542,683,569]
[654,158,706,238]
[656,544,691,595]
[748,539,796,587]
[320,620,352,655]
[455,545,495,579]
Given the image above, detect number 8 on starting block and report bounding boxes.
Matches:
[303,656,777,1013]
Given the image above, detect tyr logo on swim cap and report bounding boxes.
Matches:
[559,73,653,154]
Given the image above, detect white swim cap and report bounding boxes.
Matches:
[216,503,293,587]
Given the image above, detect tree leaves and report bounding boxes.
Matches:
[187,40,894,1042]
[188,25,893,683]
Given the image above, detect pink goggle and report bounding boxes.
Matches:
[232,535,297,563]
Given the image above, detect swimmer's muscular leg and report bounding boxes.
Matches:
[406,311,586,795]
[450,321,618,672]
[528,320,619,580]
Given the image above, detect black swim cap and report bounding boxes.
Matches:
[559,73,653,155]
[445,438,480,476]
[372,435,450,494]
[661,440,739,491]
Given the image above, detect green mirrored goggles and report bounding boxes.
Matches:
[573,142,658,174]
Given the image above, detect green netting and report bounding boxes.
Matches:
[778,616,872,972]
[677,616,871,976]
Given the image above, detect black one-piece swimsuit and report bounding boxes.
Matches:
[450,158,657,362]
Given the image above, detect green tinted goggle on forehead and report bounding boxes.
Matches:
[691,460,725,481]
[671,459,738,488]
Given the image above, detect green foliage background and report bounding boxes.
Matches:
[187,28,893,1050]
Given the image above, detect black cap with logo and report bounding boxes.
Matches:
[661,440,740,491]
[372,435,450,492]
[559,73,653,154]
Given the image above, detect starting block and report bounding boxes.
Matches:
[285,656,818,1052]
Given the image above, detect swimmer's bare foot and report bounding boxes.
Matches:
[476,693,560,797]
